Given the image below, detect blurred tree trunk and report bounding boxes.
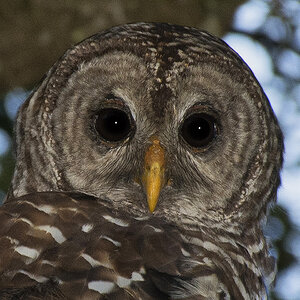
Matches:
[0,0,244,94]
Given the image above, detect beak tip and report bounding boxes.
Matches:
[147,200,157,213]
[148,206,155,213]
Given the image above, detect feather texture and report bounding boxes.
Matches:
[1,23,283,299]
[1,192,274,299]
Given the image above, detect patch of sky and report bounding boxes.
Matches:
[0,129,11,155]
[275,265,300,299]
[278,49,300,80]
[233,0,269,32]
[4,87,29,120]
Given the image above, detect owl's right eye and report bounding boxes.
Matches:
[94,108,134,142]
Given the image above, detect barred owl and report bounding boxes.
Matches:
[0,23,283,299]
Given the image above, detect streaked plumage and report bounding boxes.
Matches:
[0,23,283,299]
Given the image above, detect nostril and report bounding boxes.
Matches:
[166,178,173,186]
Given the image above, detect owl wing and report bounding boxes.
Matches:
[0,192,227,300]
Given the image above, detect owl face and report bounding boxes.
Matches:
[12,23,283,226]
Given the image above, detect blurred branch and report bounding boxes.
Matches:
[0,0,244,94]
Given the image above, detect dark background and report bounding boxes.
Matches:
[0,1,299,299]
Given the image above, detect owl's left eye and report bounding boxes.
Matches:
[180,113,216,148]
[94,108,133,142]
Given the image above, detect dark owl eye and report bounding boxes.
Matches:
[95,108,133,142]
[180,113,216,148]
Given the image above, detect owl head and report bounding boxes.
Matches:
[9,23,283,228]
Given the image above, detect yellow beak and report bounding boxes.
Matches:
[142,138,165,213]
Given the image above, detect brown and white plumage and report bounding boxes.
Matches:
[1,23,283,299]
[0,192,275,299]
